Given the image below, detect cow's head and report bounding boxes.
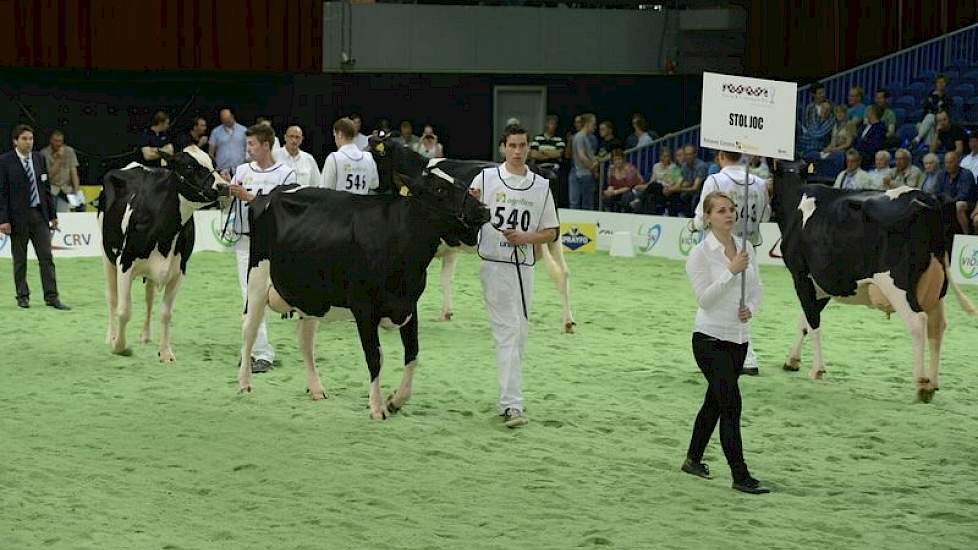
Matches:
[368,132,428,195]
[159,149,230,203]
[409,169,491,245]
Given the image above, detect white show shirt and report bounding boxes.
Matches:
[274,147,322,188]
[470,164,559,266]
[321,144,379,195]
[685,230,762,344]
[229,161,297,235]
[961,152,978,181]
[694,165,770,246]
[354,133,369,151]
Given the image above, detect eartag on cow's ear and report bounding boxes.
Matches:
[375,143,385,156]
[399,185,411,197]
[807,163,815,174]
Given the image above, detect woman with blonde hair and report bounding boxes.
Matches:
[682,191,769,494]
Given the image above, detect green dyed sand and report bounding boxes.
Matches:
[2,252,977,549]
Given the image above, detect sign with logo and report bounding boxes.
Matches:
[0,213,102,259]
[635,223,662,255]
[560,223,597,253]
[678,221,705,256]
[700,72,797,161]
[951,235,978,285]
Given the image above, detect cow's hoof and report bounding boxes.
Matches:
[438,312,453,321]
[112,347,133,357]
[158,350,175,363]
[140,333,151,345]
[370,406,390,420]
[917,388,936,403]
[809,369,825,380]
[238,385,252,395]
[386,390,410,413]
[306,388,328,400]
[563,321,576,334]
[783,358,801,371]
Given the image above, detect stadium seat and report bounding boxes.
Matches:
[897,123,917,143]
[966,98,978,123]
[892,107,906,125]
[951,83,976,97]
[907,81,928,97]
[961,69,978,83]
[909,108,924,122]
[951,96,965,119]
[893,95,917,110]
[943,69,960,81]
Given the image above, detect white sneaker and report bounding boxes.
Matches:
[503,408,528,428]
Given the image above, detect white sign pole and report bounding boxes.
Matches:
[699,72,797,308]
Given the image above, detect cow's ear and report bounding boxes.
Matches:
[159,149,174,163]
[394,172,413,196]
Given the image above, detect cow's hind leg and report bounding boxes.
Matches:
[157,274,182,363]
[438,251,458,321]
[238,261,270,393]
[540,241,575,333]
[874,277,930,401]
[297,316,327,400]
[924,300,946,399]
[353,308,388,420]
[112,269,134,356]
[103,256,119,346]
[140,280,156,344]
[387,308,419,413]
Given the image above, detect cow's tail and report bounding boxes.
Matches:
[944,255,978,316]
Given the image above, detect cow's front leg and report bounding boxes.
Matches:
[783,314,807,371]
[789,274,829,379]
[438,252,458,321]
[140,280,156,344]
[387,308,419,413]
[238,263,271,394]
[297,316,326,400]
[112,270,134,356]
[925,300,946,394]
[354,310,387,420]
[541,241,575,334]
[157,274,183,363]
[103,256,119,346]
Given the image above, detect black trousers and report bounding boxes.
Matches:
[687,332,749,480]
[10,207,59,303]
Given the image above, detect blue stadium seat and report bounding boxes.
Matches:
[886,83,904,97]
[966,98,978,123]
[950,83,976,97]
[893,107,906,125]
[961,69,978,82]
[919,69,938,81]
[907,81,928,97]
[943,69,960,81]
[893,95,917,110]
[951,96,965,119]
[897,122,917,143]
[909,108,924,122]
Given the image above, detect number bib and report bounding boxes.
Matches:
[334,149,378,195]
[477,167,550,266]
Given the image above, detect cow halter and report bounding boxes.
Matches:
[172,167,224,203]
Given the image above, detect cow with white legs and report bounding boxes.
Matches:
[99,150,228,360]
[237,135,490,419]
[772,160,976,402]
[376,138,576,332]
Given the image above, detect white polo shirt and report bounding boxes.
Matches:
[274,147,322,188]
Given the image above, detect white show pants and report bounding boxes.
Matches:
[235,237,275,362]
[480,260,534,414]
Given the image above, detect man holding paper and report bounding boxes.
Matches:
[41,130,84,212]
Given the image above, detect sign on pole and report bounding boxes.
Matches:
[700,72,798,161]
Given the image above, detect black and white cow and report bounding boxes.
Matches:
[237,142,490,419]
[372,136,577,332]
[99,150,228,359]
[772,160,976,401]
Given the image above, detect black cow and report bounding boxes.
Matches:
[772,160,976,402]
[237,140,490,419]
[99,150,228,360]
[373,136,577,332]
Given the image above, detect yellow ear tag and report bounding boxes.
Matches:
[399,185,411,197]
[807,163,815,174]
[375,143,385,155]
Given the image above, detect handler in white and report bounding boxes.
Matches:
[321,117,379,194]
[273,125,321,187]
[228,124,297,373]
[693,150,769,376]
[470,124,559,428]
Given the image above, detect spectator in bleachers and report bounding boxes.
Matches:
[394,120,420,149]
[602,148,642,212]
[624,113,656,150]
[530,114,566,174]
[821,105,855,158]
[854,105,886,169]
[629,146,682,214]
[846,86,867,123]
[920,153,942,194]
[960,133,978,177]
[677,144,708,216]
[867,150,893,189]
[802,83,832,126]
[349,113,370,151]
[798,100,833,159]
[868,89,897,143]
[209,108,247,176]
[571,113,598,210]
[594,120,620,163]
[935,150,977,233]
[414,124,444,159]
[912,73,950,149]
[834,149,875,190]
[885,148,923,189]
[706,150,721,176]
[41,130,82,213]
[139,111,173,168]
[931,110,967,155]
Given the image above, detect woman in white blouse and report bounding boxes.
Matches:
[682,191,769,495]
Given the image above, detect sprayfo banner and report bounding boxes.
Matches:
[559,223,598,253]
[951,234,978,285]
[700,72,798,161]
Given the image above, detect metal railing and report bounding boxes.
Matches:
[597,21,978,209]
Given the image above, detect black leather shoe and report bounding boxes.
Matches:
[16,298,29,309]
[732,477,770,494]
[681,458,712,479]
[46,301,71,310]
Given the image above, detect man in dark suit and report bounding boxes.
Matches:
[0,124,69,309]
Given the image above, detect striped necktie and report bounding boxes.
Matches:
[23,155,40,207]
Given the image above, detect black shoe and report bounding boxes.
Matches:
[16,298,29,308]
[732,476,770,494]
[681,458,712,479]
[46,301,71,311]
[742,367,759,376]
[251,358,273,373]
